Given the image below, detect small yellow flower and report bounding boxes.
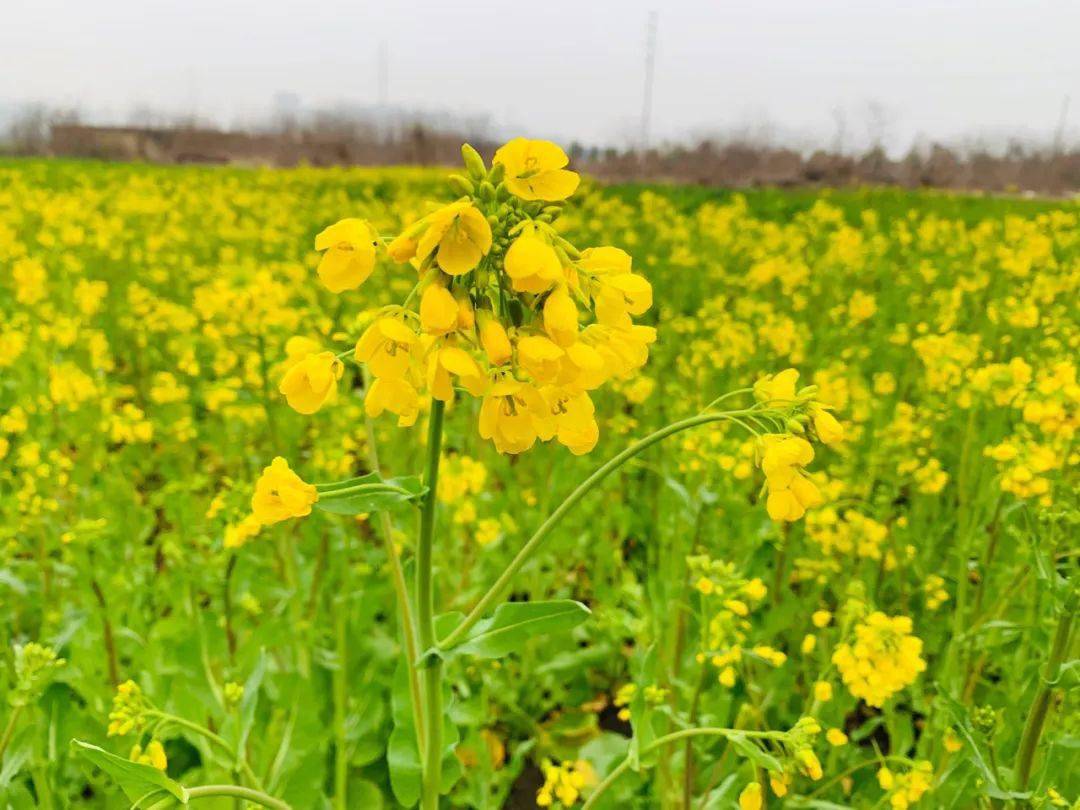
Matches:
[410,201,493,276]
[314,218,377,293]
[251,457,318,525]
[494,138,581,201]
[810,404,845,445]
[505,228,563,294]
[814,680,833,702]
[420,284,459,335]
[739,781,763,810]
[279,351,343,414]
[826,728,848,746]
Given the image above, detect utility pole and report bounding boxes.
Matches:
[1052,95,1070,155]
[640,11,658,152]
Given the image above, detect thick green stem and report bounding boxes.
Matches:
[439,410,748,651]
[1014,591,1076,790]
[186,784,291,809]
[418,401,446,810]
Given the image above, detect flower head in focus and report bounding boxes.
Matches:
[315,218,377,292]
[251,457,318,525]
[494,138,581,202]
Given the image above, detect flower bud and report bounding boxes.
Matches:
[448,174,474,196]
[488,162,505,184]
[455,290,475,331]
[479,180,496,201]
[461,143,487,180]
[555,237,581,259]
[477,311,512,366]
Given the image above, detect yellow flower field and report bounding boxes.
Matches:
[0,149,1077,809]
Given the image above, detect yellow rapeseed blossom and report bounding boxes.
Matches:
[314,218,378,292]
[130,740,168,771]
[251,457,318,525]
[833,612,926,706]
[739,781,764,810]
[536,758,595,807]
[494,138,581,202]
[279,351,343,414]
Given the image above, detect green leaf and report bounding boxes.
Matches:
[313,473,425,516]
[627,644,658,772]
[71,740,188,804]
[444,600,591,660]
[726,732,784,773]
[238,649,267,752]
[936,690,1030,801]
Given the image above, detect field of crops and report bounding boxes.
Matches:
[0,147,1077,810]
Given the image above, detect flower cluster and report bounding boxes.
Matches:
[690,555,775,686]
[877,761,933,809]
[286,139,655,454]
[535,758,596,807]
[832,612,926,707]
[752,369,843,522]
[10,642,66,707]
[759,717,826,800]
[107,680,153,737]
[129,740,168,771]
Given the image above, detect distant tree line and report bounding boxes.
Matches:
[3,104,1079,195]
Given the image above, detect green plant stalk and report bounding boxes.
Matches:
[418,400,447,810]
[0,706,22,761]
[256,332,280,448]
[148,711,262,789]
[438,409,756,651]
[363,378,427,758]
[185,784,291,809]
[1014,590,1076,790]
[581,727,784,810]
[333,531,349,810]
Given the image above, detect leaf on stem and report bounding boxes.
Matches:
[71,740,188,804]
[441,600,591,660]
[314,473,426,516]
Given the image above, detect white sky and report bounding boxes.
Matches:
[4,0,1079,153]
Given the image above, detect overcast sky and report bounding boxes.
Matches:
[4,0,1079,153]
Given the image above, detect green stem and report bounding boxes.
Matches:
[333,531,350,810]
[682,665,710,808]
[418,401,447,810]
[581,727,783,810]
[149,711,262,789]
[0,706,22,761]
[256,333,281,448]
[186,784,291,809]
[1014,590,1076,790]
[363,377,427,760]
[438,410,752,651]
